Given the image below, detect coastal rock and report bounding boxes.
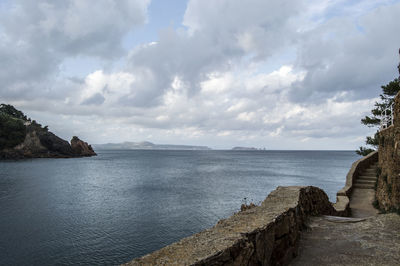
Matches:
[71,136,96,156]
[38,131,75,156]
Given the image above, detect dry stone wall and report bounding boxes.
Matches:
[377,92,400,211]
[125,186,343,266]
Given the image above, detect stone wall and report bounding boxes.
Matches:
[377,92,400,211]
[125,186,343,266]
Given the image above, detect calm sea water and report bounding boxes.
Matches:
[0,150,359,265]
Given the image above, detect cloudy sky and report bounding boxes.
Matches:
[1,0,399,149]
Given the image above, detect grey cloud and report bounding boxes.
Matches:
[290,3,400,103]
[2,0,149,58]
[0,0,150,101]
[82,93,105,105]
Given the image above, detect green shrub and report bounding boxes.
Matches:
[356,147,375,156]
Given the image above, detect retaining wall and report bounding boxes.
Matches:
[377,92,400,211]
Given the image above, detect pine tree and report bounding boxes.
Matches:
[356,50,400,156]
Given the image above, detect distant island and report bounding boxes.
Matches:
[0,104,96,159]
[232,146,260,151]
[94,141,211,151]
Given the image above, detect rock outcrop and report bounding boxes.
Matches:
[71,136,96,157]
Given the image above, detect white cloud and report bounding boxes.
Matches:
[1,0,397,149]
[80,70,135,105]
[0,0,150,100]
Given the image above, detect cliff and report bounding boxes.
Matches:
[0,104,96,159]
[377,92,400,211]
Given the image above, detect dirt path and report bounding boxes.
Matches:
[291,163,400,265]
[350,163,379,218]
[290,214,400,265]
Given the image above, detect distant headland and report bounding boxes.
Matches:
[93,141,211,151]
[0,104,96,159]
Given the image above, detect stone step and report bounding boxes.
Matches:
[322,215,367,223]
[353,184,375,189]
[362,171,376,176]
[358,175,376,179]
[357,175,376,180]
[355,180,375,185]
[359,175,376,180]
[357,179,376,183]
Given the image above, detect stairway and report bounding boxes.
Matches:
[353,162,378,189]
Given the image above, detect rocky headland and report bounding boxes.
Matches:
[0,104,96,159]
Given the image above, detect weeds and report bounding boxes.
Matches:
[240,197,257,211]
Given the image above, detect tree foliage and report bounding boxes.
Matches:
[357,62,400,155]
[0,104,28,121]
[356,146,375,156]
[360,79,400,128]
[0,112,27,150]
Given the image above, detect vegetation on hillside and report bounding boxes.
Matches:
[357,59,400,156]
[0,104,28,150]
[0,104,50,150]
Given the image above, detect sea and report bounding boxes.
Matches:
[0,150,359,265]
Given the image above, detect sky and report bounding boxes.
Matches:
[1,0,400,150]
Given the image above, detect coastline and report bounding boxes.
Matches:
[124,151,378,265]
